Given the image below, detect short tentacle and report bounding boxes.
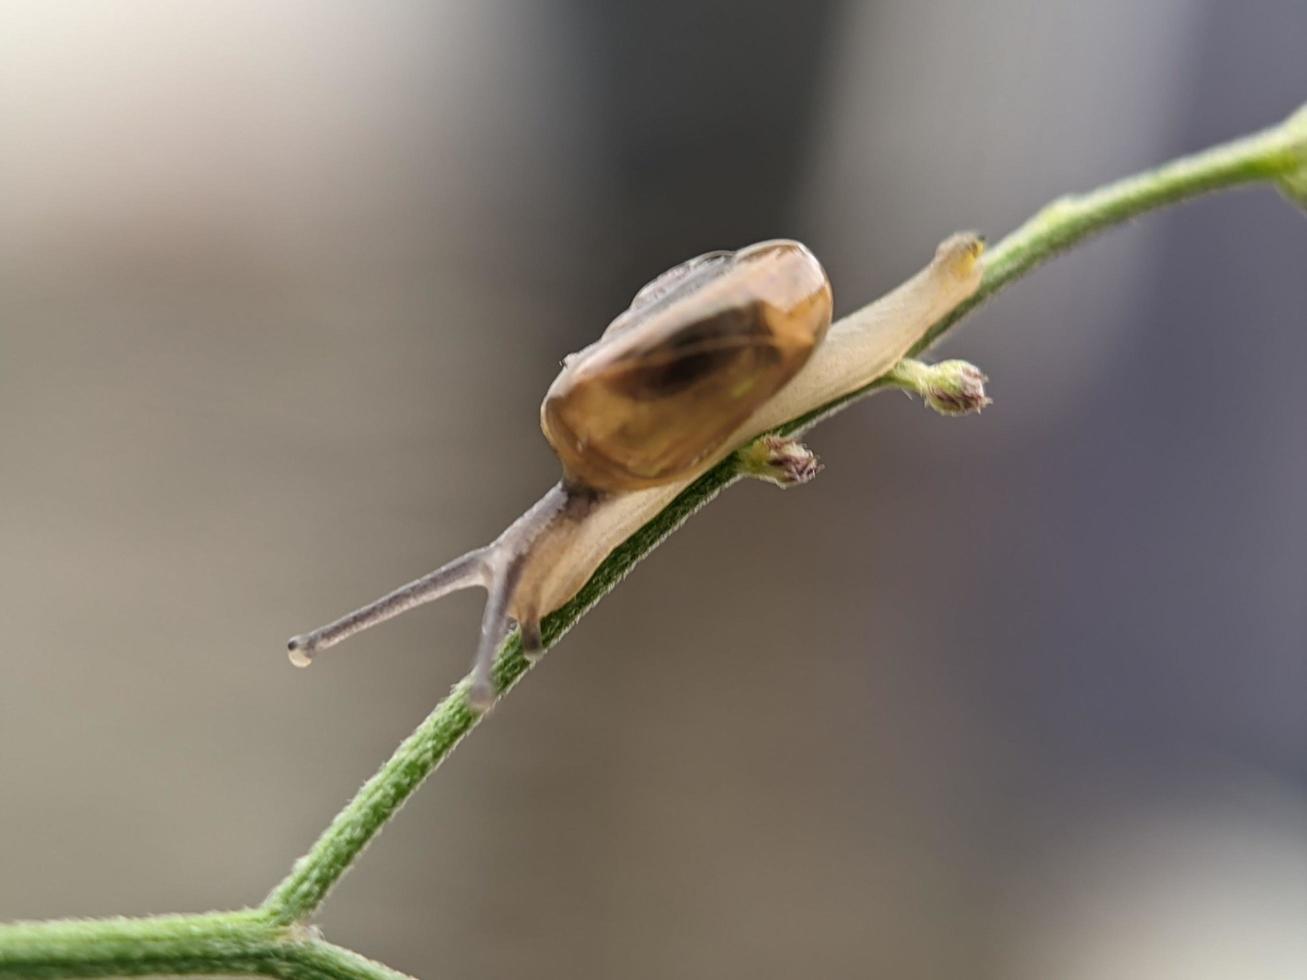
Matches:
[467,555,526,710]
[288,548,490,665]
[519,614,544,661]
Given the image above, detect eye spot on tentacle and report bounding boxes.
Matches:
[287,635,315,667]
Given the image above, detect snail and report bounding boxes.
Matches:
[288,232,985,708]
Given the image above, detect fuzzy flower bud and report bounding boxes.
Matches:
[737,435,822,487]
[921,360,991,416]
[886,357,991,417]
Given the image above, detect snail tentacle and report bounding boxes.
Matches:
[287,548,491,666]
[518,615,544,661]
[467,552,527,710]
[287,482,578,701]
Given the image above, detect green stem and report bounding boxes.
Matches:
[0,911,410,980]
[2,102,1303,980]
[263,101,1307,925]
[917,101,1307,353]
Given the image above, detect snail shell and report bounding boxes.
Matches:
[541,240,833,492]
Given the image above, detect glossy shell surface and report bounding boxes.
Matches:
[542,240,833,491]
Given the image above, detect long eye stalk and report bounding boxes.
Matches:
[287,549,490,666]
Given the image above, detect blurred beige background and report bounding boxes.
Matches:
[2,2,1305,978]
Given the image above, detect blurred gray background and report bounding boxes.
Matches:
[2,2,1305,978]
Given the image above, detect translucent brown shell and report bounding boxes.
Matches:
[541,240,833,491]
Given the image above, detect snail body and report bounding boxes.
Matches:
[288,233,985,708]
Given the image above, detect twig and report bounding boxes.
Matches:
[3,102,1302,980]
[0,910,411,980]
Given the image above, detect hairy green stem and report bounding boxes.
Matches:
[262,101,1307,925]
[0,911,411,980]
[918,101,1307,353]
[2,102,1302,979]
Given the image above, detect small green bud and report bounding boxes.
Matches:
[887,357,992,416]
[921,359,992,417]
[738,435,822,488]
